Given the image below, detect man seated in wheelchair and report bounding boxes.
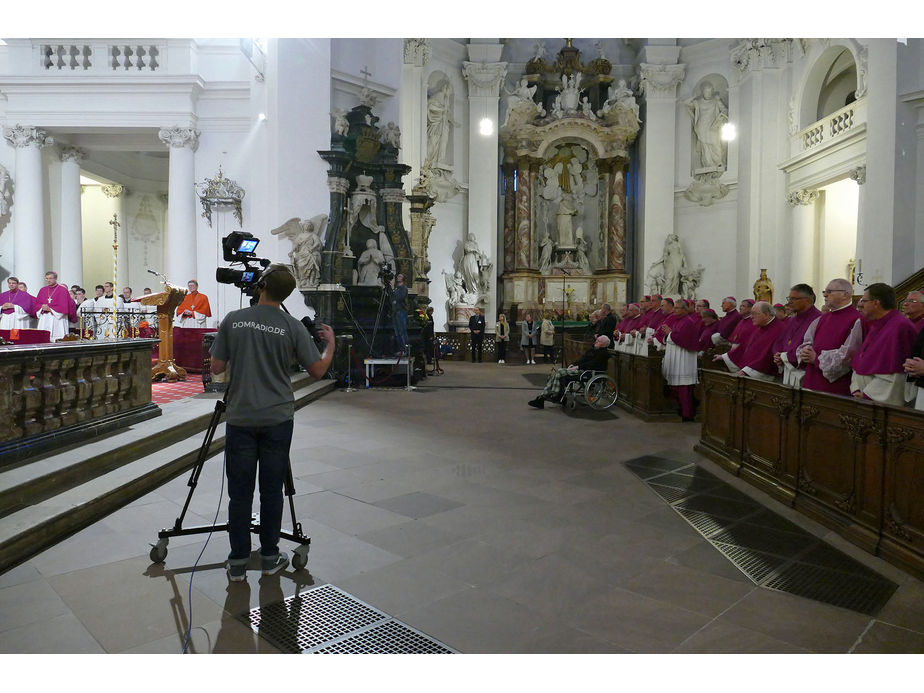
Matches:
[528,335,611,409]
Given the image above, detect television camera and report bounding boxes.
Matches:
[215,231,271,296]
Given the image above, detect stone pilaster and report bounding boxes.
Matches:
[158,126,200,286]
[788,188,819,289]
[463,57,507,323]
[3,125,52,287]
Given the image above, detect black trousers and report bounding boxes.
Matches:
[471,337,483,362]
[496,340,507,361]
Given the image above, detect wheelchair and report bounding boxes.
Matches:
[561,370,619,411]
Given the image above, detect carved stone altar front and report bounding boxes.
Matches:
[499,41,640,319]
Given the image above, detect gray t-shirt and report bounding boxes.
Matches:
[210,304,321,426]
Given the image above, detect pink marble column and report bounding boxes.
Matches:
[514,160,532,271]
[607,162,628,272]
[502,161,516,274]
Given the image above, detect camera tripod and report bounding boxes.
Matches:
[148,399,311,571]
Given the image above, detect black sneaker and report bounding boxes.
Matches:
[528,397,545,409]
[261,552,289,576]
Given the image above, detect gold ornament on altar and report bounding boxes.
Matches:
[753,269,774,303]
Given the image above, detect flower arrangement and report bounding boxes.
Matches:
[414,308,429,326]
[139,320,150,329]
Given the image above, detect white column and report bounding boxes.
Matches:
[102,185,130,290]
[59,146,86,288]
[400,39,430,232]
[3,125,51,288]
[638,61,685,296]
[787,189,819,289]
[158,127,199,286]
[462,48,506,328]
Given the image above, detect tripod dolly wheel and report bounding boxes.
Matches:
[291,544,310,570]
[149,539,168,563]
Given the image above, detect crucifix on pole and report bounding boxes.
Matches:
[109,213,120,291]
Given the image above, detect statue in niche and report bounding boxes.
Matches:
[575,234,591,274]
[685,82,729,174]
[357,238,386,286]
[539,231,556,273]
[426,84,458,166]
[380,122,401,149]
[443,269,465,305]
[331,109,349,136]
[270,214,327,289]
[568,157,585,202]
[460,233,491,302]
[556,194,578,248]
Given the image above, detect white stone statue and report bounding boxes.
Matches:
[270,214,327,289]
[541,162,563,202]
[426,84,459,166]
[556,194,578,248]
[532,41,546,62]
[580,96,597,121]
[502,78,545,128]
[594,41,607,61]
[679,265,705,299]
[461,233,490,301]
[0,164,11,217]
[443,269,465,305]
[331,109,349,136]
[645,233,688,296]
[539,231,556,273]
[575,235,591,274]
[381,121,401,149]
[568,157,584,202]
[357,238,386,286]
[599,79,639,121]
[686,82,729,173]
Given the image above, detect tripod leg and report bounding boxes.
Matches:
[171,400,226,531]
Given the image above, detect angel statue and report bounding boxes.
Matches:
[380,122,401,149]
[443,269,465,305]
[331,109,349,136]
[270,214,327,289]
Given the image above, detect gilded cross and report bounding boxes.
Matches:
[109,213,120,243]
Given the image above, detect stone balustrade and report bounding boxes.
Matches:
[0,339,160,466]
[38,42,165,72]
[795,97,866,153]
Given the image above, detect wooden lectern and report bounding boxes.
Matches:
[140,284,188,382]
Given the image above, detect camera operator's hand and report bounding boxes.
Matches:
[318,323,335,346]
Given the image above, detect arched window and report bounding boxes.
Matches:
[816,49,858,120]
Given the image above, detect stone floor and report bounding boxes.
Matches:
[2,360,923,668]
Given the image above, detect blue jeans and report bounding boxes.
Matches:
[393,309,408,352]
[225,420,294,562]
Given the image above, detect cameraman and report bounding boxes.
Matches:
[210,264,334,581]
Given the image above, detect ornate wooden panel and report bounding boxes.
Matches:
[695,369,742,473]
[739,380,797,504]
[879,410,924,579]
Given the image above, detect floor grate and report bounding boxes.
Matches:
[624,456,899,616]
[238,583,456,654]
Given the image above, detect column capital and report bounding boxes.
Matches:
[462,61,508,98]
[327,176,350,195]
[787,189,820,206]
[59,146,87,164]
[158,126,200,151]
[3,124,52,149]
[849,165,867,185]
[638,63,686,99]
[102,184,128,198]
[403,39,431,67]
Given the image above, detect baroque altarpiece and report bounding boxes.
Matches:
[499,41,641,318]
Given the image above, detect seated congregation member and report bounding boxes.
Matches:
[176,279,211,328]
[850,282,917,405]
[0,275,35,330]
[697,309,720,352]
[528,335,611,409]
[798,278,862,397]
[903,325,924,411]
[596,303,618,339]
[661,299,701,421]
[902,290,924,334]
[711,296,742,346]
[714,301,785,380]
[773,283,822,389]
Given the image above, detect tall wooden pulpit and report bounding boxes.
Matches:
[140,284,188,382]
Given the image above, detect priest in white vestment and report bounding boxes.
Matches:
[93,282,120,339]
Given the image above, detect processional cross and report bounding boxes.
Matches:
[110,213,120,290]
